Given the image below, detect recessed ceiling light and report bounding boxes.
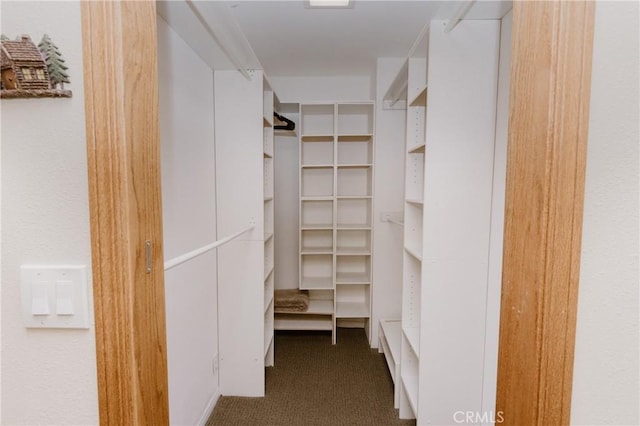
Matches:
[307,0,353,8]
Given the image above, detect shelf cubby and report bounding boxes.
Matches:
[301,136,334,165]
[336,255,371,284]
[337,198,372,229]
[301,199,333,229]
[406,106,426,152]
[301,166,334,197]
[301,104,335,135]
[337,166,372,197]
[335,284,371,318]
[301,229,333,253]
[404,203,423,258]
[405,151,424,201]
[300,254,333,290]
[336,230,371,254]
[337,103,374,135]
[337,135,373,165]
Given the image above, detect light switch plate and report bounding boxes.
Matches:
[20,265,89,329]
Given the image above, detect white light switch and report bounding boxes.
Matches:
[21,265,89,329]
[31,281,50,315]
[56,280,74,315]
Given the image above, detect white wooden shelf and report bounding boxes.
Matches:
[301,196,334,201]
[336,272,371,284]
[274,316,333,331]
[336,224,372,230]
[336,195,373,200]
[335,249,372,256]
[379,319,402,408]
[300,277,333,290]
[336,301,370,318]
[379,320,402,379]
[337,164,372,168]
[408,85,427,107]
[401,373,419,416]
[403,326,420,358]
[408,143,426,154]
[301,248,333,255]
[301,224,334,230]
[264,333,274,356]
[264,263,274,280]
[404,246,423,262]
[337,133,374,138]
[301,134,334,140]
[264,293,274,313]
[275,299,334,315]
[301,164,334,169]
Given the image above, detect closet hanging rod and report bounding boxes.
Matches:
[185,0,253,80]
[443,0,476,33]
[164,224,255,271]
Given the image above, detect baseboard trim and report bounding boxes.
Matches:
[197,389,221,425]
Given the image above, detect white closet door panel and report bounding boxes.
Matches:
[214,70,264,241]
[418,20,500,424]
[218,241,265,396]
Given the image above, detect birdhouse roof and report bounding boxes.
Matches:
[1,35,46,65]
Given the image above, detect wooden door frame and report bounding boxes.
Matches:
[81,1,595,425]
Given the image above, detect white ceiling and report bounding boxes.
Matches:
[158,1,512,78]
[230,0,512,77]
[230,1,440,77]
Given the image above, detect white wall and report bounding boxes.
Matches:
[158,17,220,425]
[274,119,300,290]
[0,1,99,424]
[370,58,407,346]
[571,2,639,425]
[270,75,372,102]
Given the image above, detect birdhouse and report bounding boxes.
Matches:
[1,35,51,91]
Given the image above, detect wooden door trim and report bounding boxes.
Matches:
[81,1,595,424]
[81,1,169,424]
[496,1,595,424]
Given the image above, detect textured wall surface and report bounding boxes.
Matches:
[0,1,99,424]
[571,2,640,425]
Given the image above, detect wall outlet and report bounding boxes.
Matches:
[212,353,219,375]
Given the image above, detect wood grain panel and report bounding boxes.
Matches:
[81,1,169,424]
[496,1,595,424]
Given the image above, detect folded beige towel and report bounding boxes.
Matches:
[274,289,310,313]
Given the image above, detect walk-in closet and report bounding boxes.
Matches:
[156,1,513,424]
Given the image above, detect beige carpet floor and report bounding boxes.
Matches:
[207,328,416,426]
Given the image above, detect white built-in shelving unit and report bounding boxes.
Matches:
[276,102,374,344]
[399,53,428,421]
[263,76,276,368]
[393,20,504,425]
[214,69,278,397]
